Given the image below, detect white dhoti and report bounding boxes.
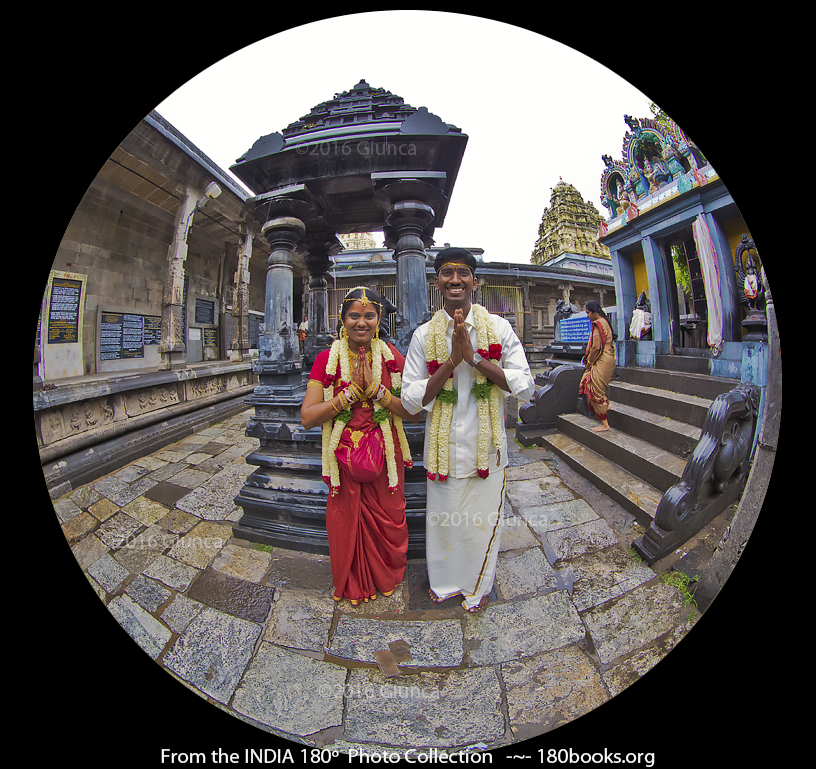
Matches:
[425,470,505,610]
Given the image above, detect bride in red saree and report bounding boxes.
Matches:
[301,287,418,605]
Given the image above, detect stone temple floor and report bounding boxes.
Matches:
[44,406,757,762]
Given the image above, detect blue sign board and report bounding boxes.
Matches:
[559,313,591,344]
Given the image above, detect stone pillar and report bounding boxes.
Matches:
[610,247,638,366]
[642,235,672,353]
[304,260,332,364]
[159,189,197,370]
[521,279,533,347]
[257,216,305,375]
[229,229,253,362]
[385,200,436,353]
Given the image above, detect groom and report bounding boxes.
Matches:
[401,247,534,611]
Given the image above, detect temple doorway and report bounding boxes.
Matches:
[665,227,708,351]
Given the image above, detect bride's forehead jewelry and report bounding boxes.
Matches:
[345,286,380,307]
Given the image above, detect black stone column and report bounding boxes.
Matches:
[373,174,446,354]
[300,231,342,367]
[233,204,327,551]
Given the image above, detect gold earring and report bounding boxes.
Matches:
[374,325,379,340]
[341,326,348,339]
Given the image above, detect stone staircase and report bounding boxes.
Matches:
[527,365,737,530]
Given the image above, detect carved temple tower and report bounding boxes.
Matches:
[531,179,610,269]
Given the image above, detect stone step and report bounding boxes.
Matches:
[616,365,735,400]
[608,380,713,429]
[557,412,687,494]
[655,353,713,376]
[607,400,700,459]
[536,429,662,526]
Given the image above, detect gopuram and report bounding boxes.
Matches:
[227,80,467,556]
[519,111,780,570]
[531,178,611,273]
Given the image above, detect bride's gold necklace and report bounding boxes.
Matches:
[347,348,373,364]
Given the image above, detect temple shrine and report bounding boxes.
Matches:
[519,110,779,568]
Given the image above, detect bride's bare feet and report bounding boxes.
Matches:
[592,422,610,432]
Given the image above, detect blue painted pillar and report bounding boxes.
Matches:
[642,235,672,353]
[611,247,638,366]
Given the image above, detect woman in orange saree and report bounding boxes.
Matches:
[301,287,418,605]
[579,300,617,432]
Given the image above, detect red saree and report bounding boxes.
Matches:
[309,345,409,604]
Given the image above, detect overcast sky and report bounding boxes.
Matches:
[154,11,654,265]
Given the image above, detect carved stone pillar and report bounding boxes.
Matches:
[257,216,305,374]
[383,201,436,353]
[229,229,253,362]
[159,189,197,370]
[300,231,341,365]
[375,175,445,354]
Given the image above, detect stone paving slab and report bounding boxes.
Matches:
[161,594,205,634]
[499,514,540,551]
[187,567,274,623]
[545,518,620,563]
[233,642,346,737]
[600,619,694,696]
[95,512,142,549]
[343,667,505,748]
[521,498,600,533]
[464,592,585,665]
[211,542,272,583]
[125,573,172,612]
[163,606,262,704]
[121,496,171,526]
[264,588,336,652]
[61,511,99,545]
[88,497,119,522]
[87,552,129,594]
[494,546,559,599]
[580,581,689,667]
[264,549,335,595]
[71,533,109,571]
[108,593,173,660]
[329,616,464,667]
[112,524,176,574]
[174,463,253,520]
[568,548,657,611]
[166,520,233,569]
[143,554,199,591]
[54,496,82,524]
[502,644,610,739]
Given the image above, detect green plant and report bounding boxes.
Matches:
[660,570,699,619]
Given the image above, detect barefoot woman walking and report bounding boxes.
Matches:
[579,300,616,432]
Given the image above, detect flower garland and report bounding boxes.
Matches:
[320,337,412,496]
[424,304,504,480]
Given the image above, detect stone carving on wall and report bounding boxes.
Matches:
[37,367,254,453]
[124,384,181,417]
[38,395,122,446]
